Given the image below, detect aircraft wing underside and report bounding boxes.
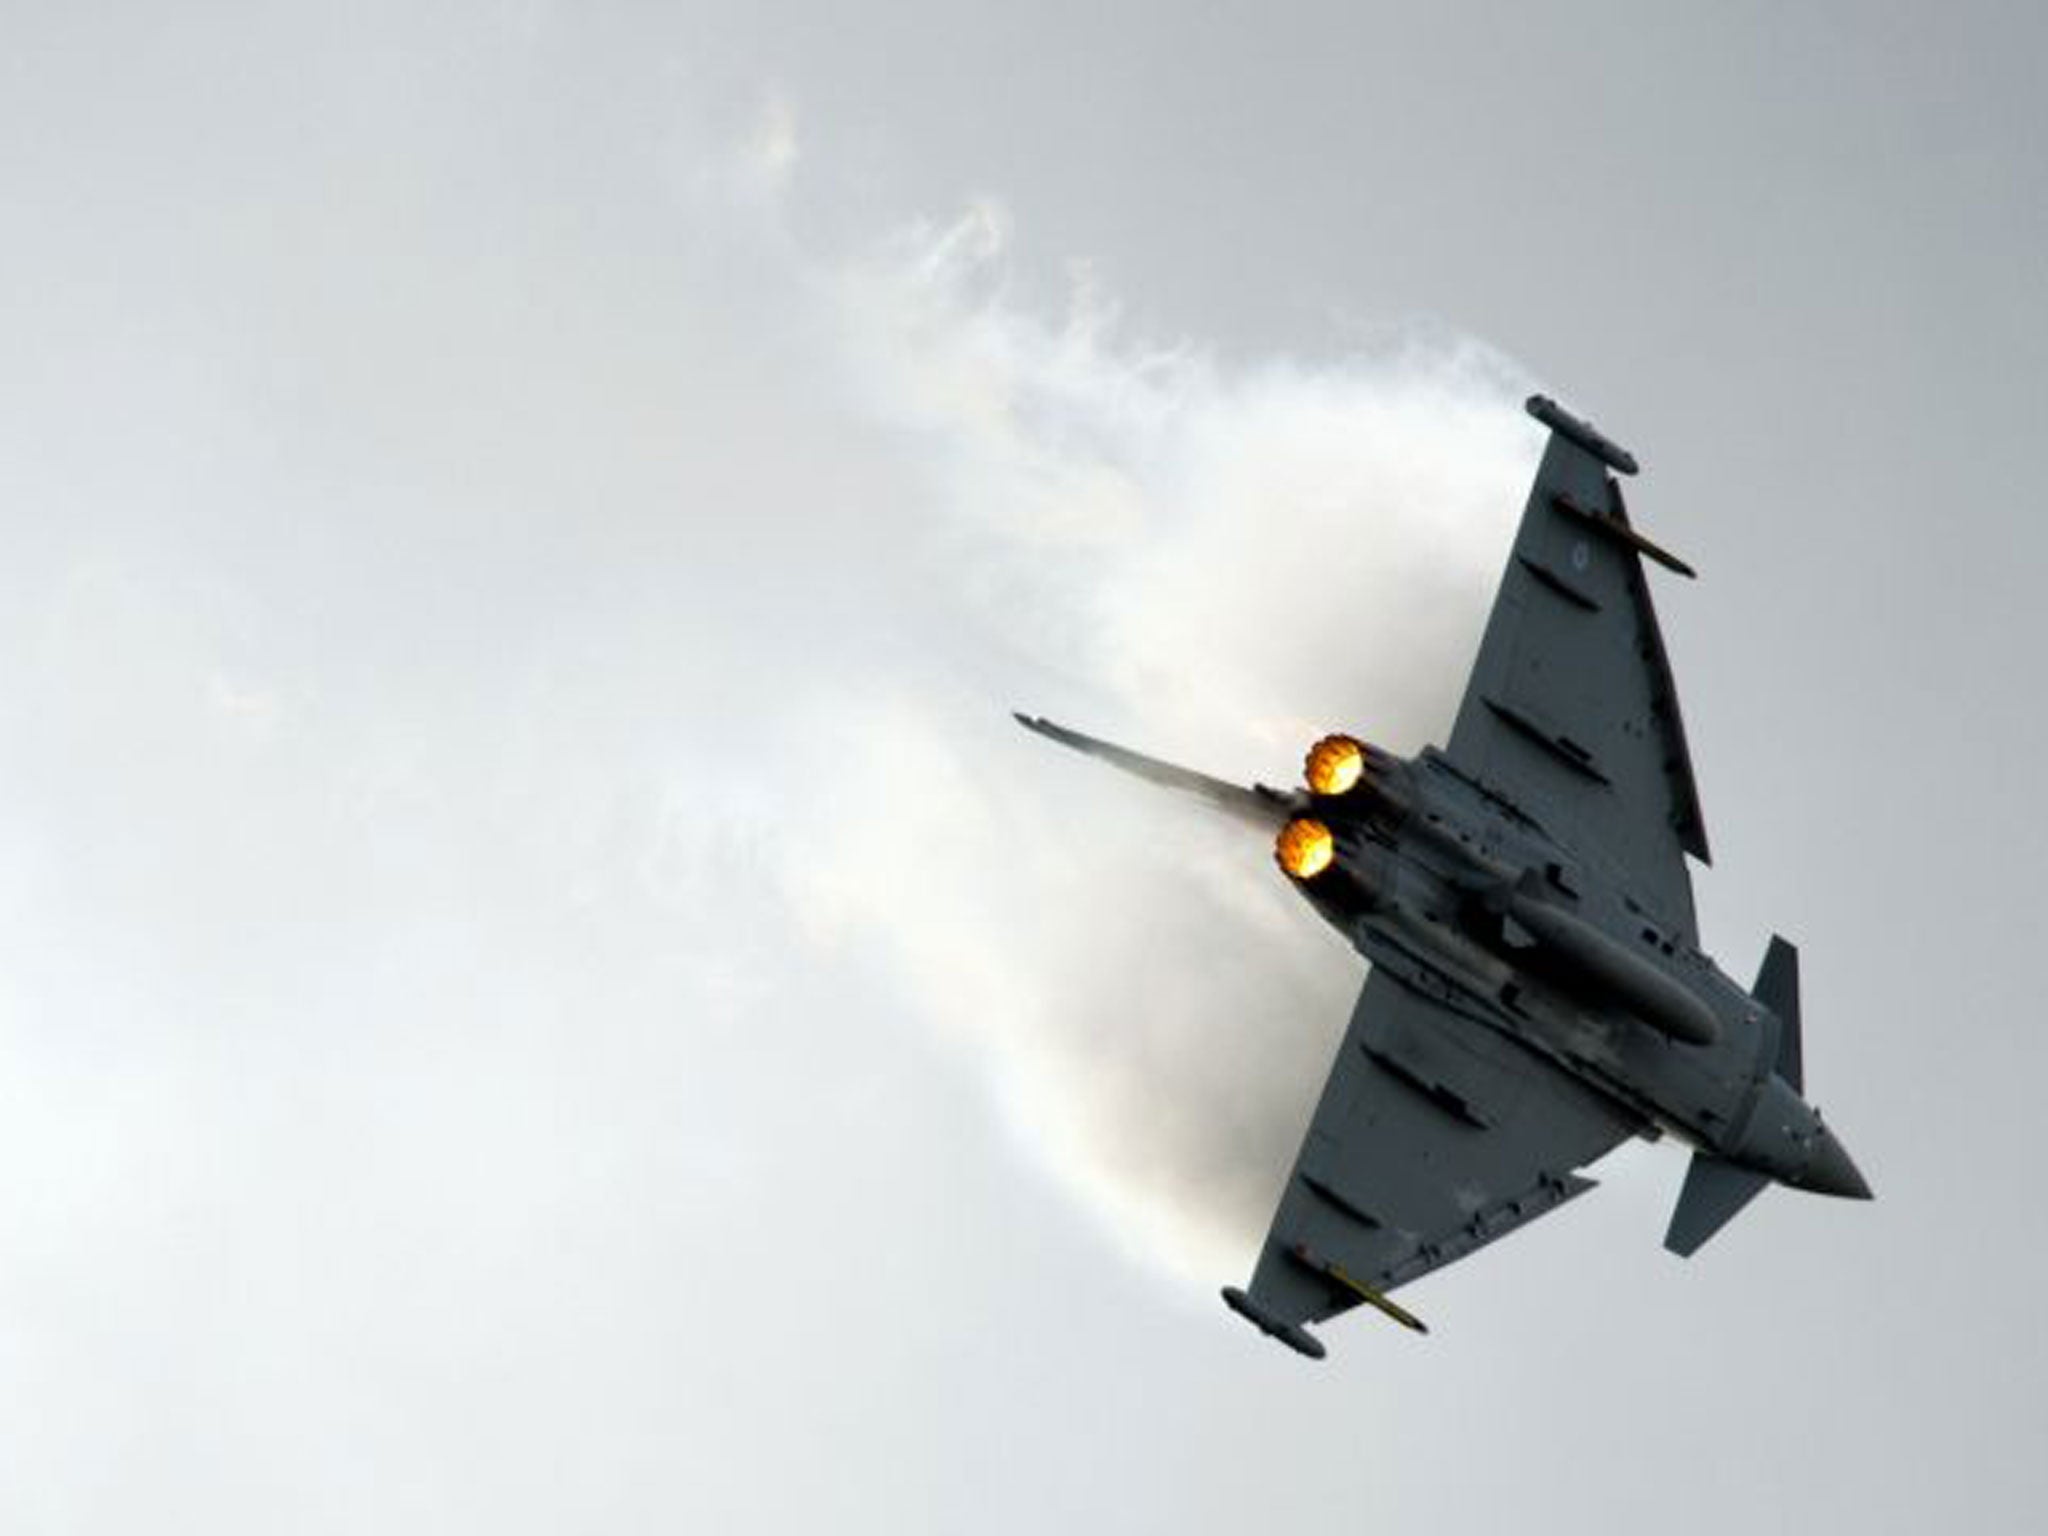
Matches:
[1443,410,1707,942]
[1235,966,1637,1350]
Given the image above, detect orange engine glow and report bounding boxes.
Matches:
[1304,734,1367,797]
[1275,818,1336,880]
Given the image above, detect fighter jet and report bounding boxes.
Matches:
[1015,395,1869,1359]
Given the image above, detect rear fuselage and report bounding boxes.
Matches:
[1283,741,1860,1196]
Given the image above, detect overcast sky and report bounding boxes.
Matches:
[3,4,2044,1531]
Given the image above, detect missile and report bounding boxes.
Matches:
[1314,1254,1429,1334]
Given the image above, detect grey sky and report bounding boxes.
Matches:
[2,3,2043,1531]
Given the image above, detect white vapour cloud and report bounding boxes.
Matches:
[0,55,1548,1513]
[778,195,1543,1277]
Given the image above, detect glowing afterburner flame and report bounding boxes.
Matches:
[1305,734,1367,796]
[1275,818,1336,880]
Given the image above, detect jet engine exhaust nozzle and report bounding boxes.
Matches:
[1305,735,1367,797]
[1276,818,1336,880]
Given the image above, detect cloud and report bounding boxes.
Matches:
[0,55,1547,1514]
[775,199,1543,1279]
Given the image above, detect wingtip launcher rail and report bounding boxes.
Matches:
[1526,393,1640,477]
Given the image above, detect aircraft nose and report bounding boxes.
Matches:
[1795,1125,1872,1200]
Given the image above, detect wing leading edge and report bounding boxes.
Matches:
[1444,397,1707,942]
[1229,968,1637,1356]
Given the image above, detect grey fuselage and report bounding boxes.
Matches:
[1293,744,1857,1197]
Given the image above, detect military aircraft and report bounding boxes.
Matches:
[1015,395,1869,1359]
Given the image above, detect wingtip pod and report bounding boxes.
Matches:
[1526,394,1640,476]
[1220,1287,1327,1360]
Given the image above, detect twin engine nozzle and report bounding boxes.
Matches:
[1303,733,1368,797]
[1277,734,1376,880]
[1275,817,1337,879]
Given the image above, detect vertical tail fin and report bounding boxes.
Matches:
[1753,935,1802,1091]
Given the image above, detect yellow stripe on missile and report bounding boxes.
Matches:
[1326,1262,1430,1334]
